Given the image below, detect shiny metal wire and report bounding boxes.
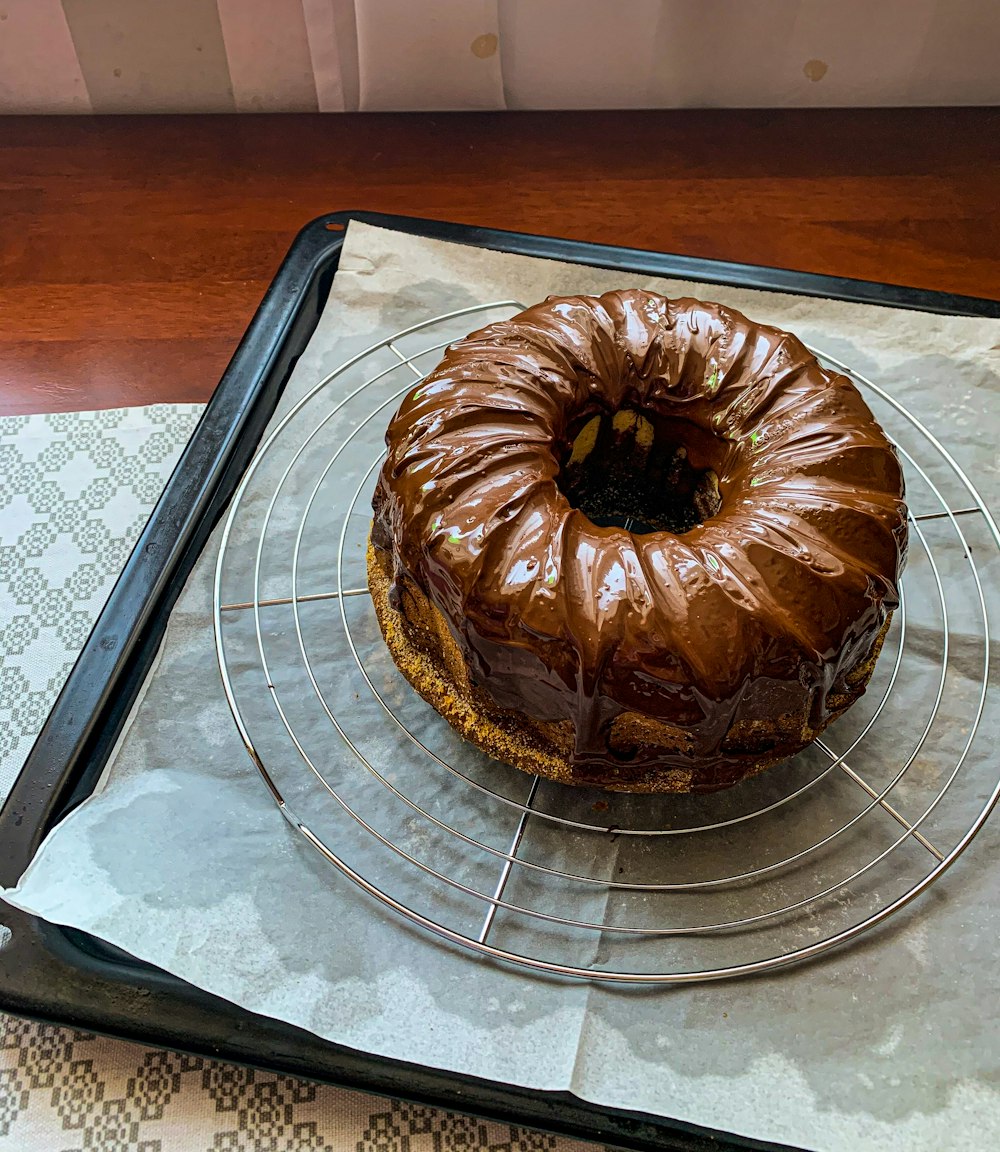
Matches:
[214,302,1000,982]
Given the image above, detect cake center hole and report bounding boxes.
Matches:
[558,410,721,535]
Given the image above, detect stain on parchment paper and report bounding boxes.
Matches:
[378,279,480,329]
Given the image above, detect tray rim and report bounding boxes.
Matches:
[2,210,998,1152]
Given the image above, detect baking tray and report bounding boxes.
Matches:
[2,211,998,1152]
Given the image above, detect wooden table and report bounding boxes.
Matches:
[2,108,998,417]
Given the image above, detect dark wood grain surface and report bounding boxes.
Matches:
[2,108,997,416]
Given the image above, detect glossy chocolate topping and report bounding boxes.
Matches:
[372,291,908,778]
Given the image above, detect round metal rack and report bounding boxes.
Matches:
[214,301,1000,983]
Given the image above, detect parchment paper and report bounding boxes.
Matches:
[5,222,1000,1151]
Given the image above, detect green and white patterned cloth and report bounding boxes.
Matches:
[0,405,600,1152]
[0,406,203,798]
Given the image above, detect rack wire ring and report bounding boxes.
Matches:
[215,306,1000,983]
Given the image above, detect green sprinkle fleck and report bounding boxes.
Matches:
[546,573,557,586]
[431,517,442,531]
[750,477,762,487]
[706,368,719,391]
[448,533,461,544]
[750,429,762,447]
[707,554,720,572]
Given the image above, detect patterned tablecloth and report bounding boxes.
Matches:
[0,406,602,1152]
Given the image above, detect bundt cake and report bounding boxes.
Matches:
[368,291,908,793]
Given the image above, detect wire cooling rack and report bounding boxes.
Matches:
[213,301,1000,984]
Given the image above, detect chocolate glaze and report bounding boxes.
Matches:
[372,292,908,782]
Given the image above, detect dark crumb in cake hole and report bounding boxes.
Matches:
[558,409,722,534]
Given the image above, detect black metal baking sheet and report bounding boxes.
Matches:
[2,211,998,1152]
